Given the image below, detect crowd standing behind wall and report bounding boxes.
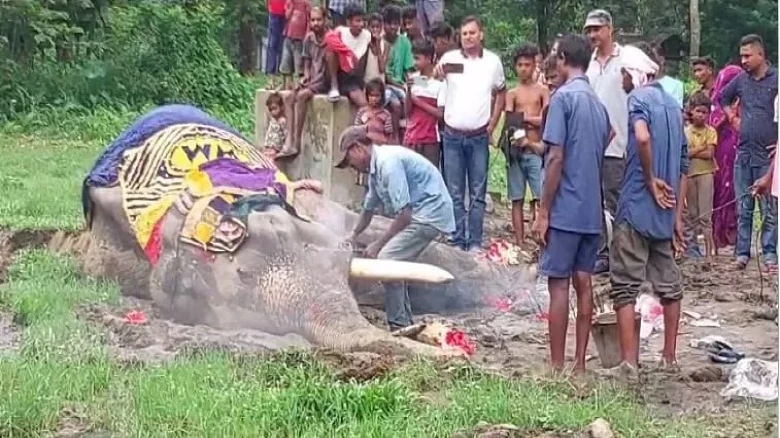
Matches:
[261,1,779,374]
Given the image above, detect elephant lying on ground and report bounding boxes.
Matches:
[80,105,535,356]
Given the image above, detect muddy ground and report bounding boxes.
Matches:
[0,202,778,426]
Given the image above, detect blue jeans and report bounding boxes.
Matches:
[507,151,543,201]
[442,129,489,250]
[377,222,440,329]
[734,160,777,264]
[265,14,286,75]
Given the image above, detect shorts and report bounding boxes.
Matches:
[385,86,406,106]
[279,38,304,76]
[337,70,364,95]
[507,151,542,202]
[539,228,600,278]
[609,222,682,308]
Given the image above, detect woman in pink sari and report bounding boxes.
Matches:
[710,64,742,252]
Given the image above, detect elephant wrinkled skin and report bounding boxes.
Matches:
[81,106,534,357]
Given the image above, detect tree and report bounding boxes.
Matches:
[699,0,778,65]
[689,0,700,57]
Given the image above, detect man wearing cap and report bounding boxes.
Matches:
[584,9,627,274]
[338,126,455,331]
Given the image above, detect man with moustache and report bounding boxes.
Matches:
[435,16,506,253]
[584,9,627,274]
[718,34,778,272]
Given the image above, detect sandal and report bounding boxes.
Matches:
[706,340,745,364]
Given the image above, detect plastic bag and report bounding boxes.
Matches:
[635,294,664,339]
[720,358,778,401]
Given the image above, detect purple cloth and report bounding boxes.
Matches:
[199,158,288,201]
[710,65,742,249]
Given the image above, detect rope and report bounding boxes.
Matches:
[686,191,774,302]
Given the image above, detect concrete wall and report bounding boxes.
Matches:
[255,89,364,210]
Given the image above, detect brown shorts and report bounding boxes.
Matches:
[685,172,714,233]
[609,222,683,308]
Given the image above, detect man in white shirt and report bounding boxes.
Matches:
[584,9,626,273]
[435,15,506,252]
[325,4,371,105]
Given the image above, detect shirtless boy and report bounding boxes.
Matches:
[505,43,550,246]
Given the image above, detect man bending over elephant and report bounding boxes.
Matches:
[337,125,456,331]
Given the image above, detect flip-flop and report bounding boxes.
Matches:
[706,341,744,364]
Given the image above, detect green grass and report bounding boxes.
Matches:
[0,250,750,437]
[0,106,772,437]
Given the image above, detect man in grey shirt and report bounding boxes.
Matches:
[338,126,456,330]
[584,9,626,274]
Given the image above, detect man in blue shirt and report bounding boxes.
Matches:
[718,34,778,272]
[337,125,456,330]
[533,34,611,374]
[609,44,689,380]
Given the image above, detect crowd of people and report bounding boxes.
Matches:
[260,1,779,379]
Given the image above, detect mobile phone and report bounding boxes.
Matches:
[441,63,465,74]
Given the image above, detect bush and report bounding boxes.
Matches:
[0,0,256,121]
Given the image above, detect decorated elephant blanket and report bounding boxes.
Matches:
[83,104,297,264]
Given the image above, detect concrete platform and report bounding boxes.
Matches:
[255,89,364,210]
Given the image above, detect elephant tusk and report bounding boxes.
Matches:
[349,258,455,283]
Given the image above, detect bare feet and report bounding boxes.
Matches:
[657,357,680,373]
[597,361,639,385]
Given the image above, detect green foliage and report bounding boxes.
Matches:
[700,0,778,65]
[1,0,775,122]
[0,0,258,121]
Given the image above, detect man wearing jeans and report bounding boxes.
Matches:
[436,15,506,252]
[718,34,778,271]
[338,126,455,331]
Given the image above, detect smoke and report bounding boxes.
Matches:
[295,192,548,316]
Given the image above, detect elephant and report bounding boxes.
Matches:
[80,104,537,357]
